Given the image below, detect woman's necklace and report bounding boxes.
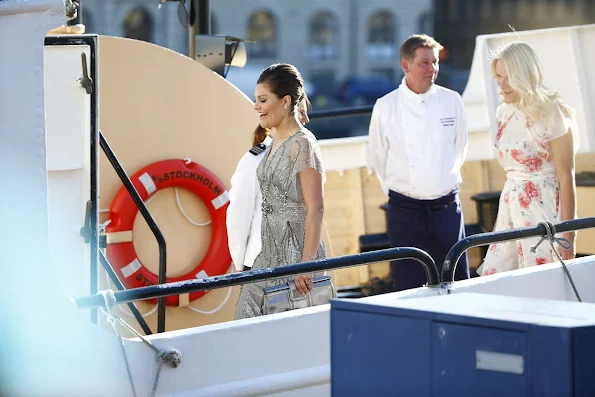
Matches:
[262,129,302,188]
[267,126,301,162]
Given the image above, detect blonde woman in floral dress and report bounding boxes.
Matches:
[480,42,579,276]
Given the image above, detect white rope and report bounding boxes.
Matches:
[100,189,210,226]
[121,303,158,318]
[530,220,581,302]
[186,264,234,314]
[101,290,138,397]
[176,157,211,227]
[104,257,232,316]
[113,271,232,316]
[100,290,182,397]
[105,278,159,318]
[187,284,233,314]
[105,265,231,316]
[100,167,211,228]
[174,188,211,226]
[116,318,182,397]
[100,219,112,230]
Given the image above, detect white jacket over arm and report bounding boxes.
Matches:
[226,141,269,271]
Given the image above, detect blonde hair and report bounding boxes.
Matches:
[490,41,559,122]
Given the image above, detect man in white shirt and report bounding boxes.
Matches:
[369,34,470,291]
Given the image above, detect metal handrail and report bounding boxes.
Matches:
[441,217,595,284]
[98,251,153,335]
[94,106,372,331]
[75,247,439,309]
[99,132,168,333]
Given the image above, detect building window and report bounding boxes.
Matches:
[366,11,397,60]
[308,11,339,60]
[246,10,276,58]
[122,7,153,43]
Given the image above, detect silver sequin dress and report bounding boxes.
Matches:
[234,130,327,319]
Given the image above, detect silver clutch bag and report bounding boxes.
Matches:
[262,275,337,315]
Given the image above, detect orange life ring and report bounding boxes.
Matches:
[105,159,232,306]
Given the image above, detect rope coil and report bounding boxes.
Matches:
[100,290,182,397]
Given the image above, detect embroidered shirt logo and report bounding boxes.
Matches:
[440,117,456,127]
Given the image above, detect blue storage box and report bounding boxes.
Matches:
[331,293,595,397]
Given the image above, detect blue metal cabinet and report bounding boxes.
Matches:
[331,309,432,396]
[431,322,528,396]
[331,293,595,397]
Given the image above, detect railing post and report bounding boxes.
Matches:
[441,218,595,284]
[98,251,153,335]
[99,131,168,333]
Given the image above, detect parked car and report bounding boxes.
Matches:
[337,76,397,105]
[306,97,371,140]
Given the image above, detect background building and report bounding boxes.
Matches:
[81,0,595,138]
[434,0,595,92]
[83,0,431,96]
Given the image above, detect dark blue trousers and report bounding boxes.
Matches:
[388,189,470,291]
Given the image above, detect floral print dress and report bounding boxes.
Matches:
[480,100,577,276]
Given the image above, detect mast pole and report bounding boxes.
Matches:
[189,0,210,58]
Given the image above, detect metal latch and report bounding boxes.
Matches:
[78,52,93,95]
[80,200,92,243]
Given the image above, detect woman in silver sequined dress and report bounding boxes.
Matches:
[234,64,326,319]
